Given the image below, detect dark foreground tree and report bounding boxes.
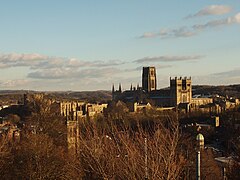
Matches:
[73,111,186,180]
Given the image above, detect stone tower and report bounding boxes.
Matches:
[170,77,192,106]
[142,67,157,92]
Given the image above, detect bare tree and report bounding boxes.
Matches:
[73,111,187,179]
[0,136,13,178]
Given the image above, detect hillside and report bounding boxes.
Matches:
[1,84,240,105]
[0,90,112,104]
[47,90,112,103]
[192,84,240,98]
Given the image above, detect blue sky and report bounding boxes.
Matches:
[0,0,240,91]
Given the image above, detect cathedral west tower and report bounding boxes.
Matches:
[142,67,157,92]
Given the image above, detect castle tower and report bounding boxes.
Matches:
[142,67,157,92]
[170,77,192,106]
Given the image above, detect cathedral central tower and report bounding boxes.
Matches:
[142,67,157,92]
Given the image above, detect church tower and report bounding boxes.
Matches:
[142,67,157,92]
[170,77,192,106]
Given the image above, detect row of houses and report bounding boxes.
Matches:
[60,101,108,120]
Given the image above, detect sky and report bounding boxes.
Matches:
[0,0,240,91]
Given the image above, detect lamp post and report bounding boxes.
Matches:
[196,133,204,180]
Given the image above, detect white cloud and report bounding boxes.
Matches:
[212,68,240,78]
[140,12,240,39]
[124,65,172,72]
[134,55,204,63]
[139,27,196,39]
[28,68,73,79]
[139,32,159,38]
[0,53,125,70]
[193,68,240,85]
[0,52,127,90]
[27,67,122,80]
[170,27,196,38]
[193,12,240,30]
[0,53,48,68]
[0,53,48,62]
[0,79,29,88]
[187,5,232,18]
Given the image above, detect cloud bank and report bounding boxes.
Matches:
[139,27,196,39]
[193,12,240,30]
[1,52,239,90]
[187,5,232,18]
[0,53,124,70]
[193,68,240,85]
[0,52,127,90]
[212,68,240,78]
[140,12,240,39]
[134,55,204,63]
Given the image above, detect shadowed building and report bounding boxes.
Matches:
[112,66,192,108]
[142,67,157,92]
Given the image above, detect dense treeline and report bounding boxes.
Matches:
[192,84,240,98]
[0,90,112,105]
[0,96,239,179]
[1,83,240,105]
[0,96,188,179]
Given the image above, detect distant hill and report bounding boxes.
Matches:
[1,84,240,104]
[0,90,112,104]
[47,90,112,103]
[192,84,240,98]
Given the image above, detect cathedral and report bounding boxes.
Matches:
[112,66,192,108]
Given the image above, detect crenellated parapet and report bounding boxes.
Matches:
[170,76,192,106]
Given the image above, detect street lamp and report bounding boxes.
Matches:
[196,133,204,180]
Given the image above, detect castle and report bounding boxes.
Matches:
[112,66,192,108]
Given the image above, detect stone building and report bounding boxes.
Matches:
[127,102,152,112]
[60,101,86,121]
[60,101,108,120]
[67,120,80,154]
[170,76,192,106]
[112,66,192,108]
[191,97,213,107]
[111,66,233,113]
[142,66,157,92]
[86,103,108,117]
[61,101,108,152]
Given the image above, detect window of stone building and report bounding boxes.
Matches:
[151,70,154,76]
[182,81,187,90]
[151,79,155,88]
